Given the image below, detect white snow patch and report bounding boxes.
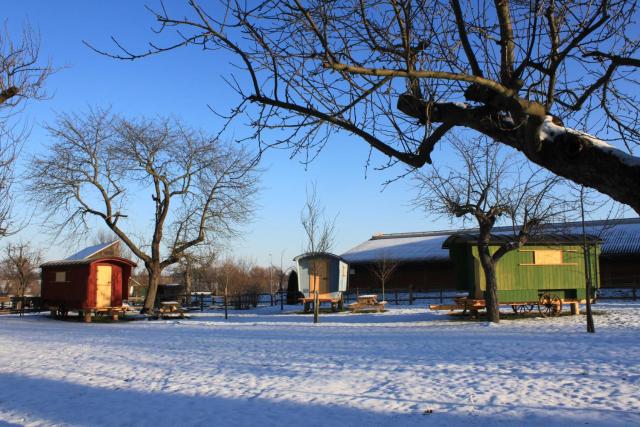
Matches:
[0,303,639,426]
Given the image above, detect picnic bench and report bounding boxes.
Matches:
[348,294,387,313]
[157,301,186,319]
[299,292,344,312]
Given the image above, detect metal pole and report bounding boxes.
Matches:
[280,284,284,311]
[269,253,273,303]
[580,186,595,333]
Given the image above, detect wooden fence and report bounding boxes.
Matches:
[0,296,44,314]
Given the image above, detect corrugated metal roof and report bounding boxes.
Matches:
[40,259,94,267]
[40,257,136,268]
[341,218,640,263]
[65,241,119,261]
[442,233,600,247]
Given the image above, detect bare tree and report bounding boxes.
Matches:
[90,1,640,214]
[1,243,41,316]
[0,22,52,237]
[369,253,399,303]
[0,131,18,238]
[415,138,570,322]
[173,248,217,305]
[301,183,336,256]
[28,108,259,313]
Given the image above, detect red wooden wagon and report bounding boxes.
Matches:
[40,242,136,322]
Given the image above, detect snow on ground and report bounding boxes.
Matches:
[0,302,639,427]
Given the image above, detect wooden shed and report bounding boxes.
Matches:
[40,242,136,322]
[442,233,600,308]
[294,252,349,297]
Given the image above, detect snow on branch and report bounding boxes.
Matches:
[540,116,640,168]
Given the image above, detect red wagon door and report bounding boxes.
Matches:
[96,265,113,308]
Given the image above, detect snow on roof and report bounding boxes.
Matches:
[341,218,640,264]
[293,252,345,262]
[341,232,452,263]
[65,241,119,261]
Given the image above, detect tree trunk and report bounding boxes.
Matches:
[478,244,500,323]
[142,264,161,314]
[184,262,193,306]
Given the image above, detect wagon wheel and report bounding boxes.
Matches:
[538,293,563,318]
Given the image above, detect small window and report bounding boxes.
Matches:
[349,268,356,275]
[55,271,67,283]
[534,250,563,265]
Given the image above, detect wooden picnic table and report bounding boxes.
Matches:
[348,294,387,313]
[158,301,185,319]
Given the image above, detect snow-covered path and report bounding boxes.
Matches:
[0,303,639,426]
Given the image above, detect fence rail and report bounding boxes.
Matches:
[342,287,459,305]
[169,288,461,311]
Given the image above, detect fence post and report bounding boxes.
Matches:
[395,290,398,305]
[313,290,319,324]
[409,285,413,305]
[200,294,204,312]
[440,288,443,304]
[270,293,274,306]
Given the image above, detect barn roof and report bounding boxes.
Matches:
[341,218,640,263]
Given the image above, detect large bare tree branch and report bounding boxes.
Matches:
[92,0,640,213]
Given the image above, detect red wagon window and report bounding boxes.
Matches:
[55,271,67,283]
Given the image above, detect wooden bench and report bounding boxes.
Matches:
[299,292,344,312]
[348,294,387,313]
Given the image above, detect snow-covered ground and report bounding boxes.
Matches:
[0,302,639,427]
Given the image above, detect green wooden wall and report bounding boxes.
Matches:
[449,243,600,302]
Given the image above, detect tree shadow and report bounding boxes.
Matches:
[0,372,637,427]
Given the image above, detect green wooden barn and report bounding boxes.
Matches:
[440,233,601,316]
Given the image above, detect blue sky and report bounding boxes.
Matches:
[5,1,459,268]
